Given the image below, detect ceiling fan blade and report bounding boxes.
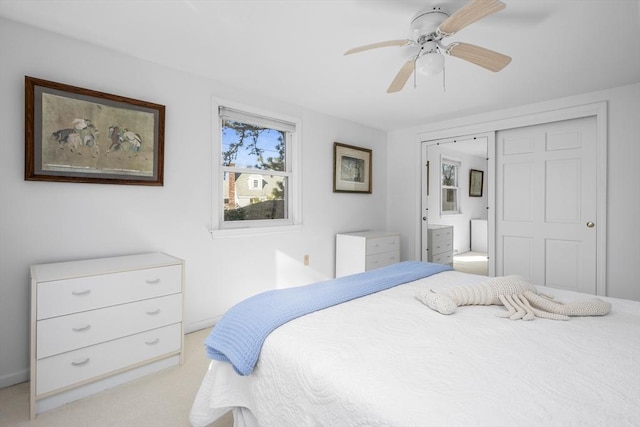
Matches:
[344,39,410,55]
[446,42,511,72]
[387,58,416,93]
[438,0,506,36]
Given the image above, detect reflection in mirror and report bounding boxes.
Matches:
[425,138,489,276]
[452,250,488,276]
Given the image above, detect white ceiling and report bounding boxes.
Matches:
[1,0,639,131]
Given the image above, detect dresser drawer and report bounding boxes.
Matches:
[37,293,182,359]
[365,235,399,255]
[431,252,453,265]
[37,265,182,320]
[430,227,453,242]
[365,251,400,271]
[36,323,181,395]
[430,238,453,256]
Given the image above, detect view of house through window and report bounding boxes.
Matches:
[219,106,294,226]
[441,159,460,214]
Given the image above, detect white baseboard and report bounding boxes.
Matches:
[184,316,221,334]
[0,368,29,389]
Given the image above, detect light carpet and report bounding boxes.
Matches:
[0,328,232,427]
[453,251,488,276]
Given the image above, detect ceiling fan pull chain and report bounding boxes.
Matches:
[442,66,447,92]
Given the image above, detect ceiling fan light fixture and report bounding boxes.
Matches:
[417,51,445,77]
[344,0,510,93]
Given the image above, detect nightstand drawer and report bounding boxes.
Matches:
[37,265,182,320]
[37,293,182,359]
[36,323,182,395]
[365,251,400,271]
[366,235,399,255]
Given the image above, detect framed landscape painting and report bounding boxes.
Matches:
[333,142,372,193]
[469,169,484,197]
[25,76,165,185]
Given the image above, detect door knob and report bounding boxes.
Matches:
[586,221,595,228]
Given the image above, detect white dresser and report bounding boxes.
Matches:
[427,225,454,265]
[336,231,400,277]
[30,252,184,418]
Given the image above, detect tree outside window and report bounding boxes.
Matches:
[217,105,297,229]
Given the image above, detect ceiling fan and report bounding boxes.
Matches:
[344,0,512,93]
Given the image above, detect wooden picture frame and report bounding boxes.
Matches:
[333,142,372,193]
[25,76,165,185]
[469,169,484,197]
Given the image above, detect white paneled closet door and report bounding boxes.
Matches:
[496,116,597,294]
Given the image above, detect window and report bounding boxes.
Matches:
[214,103,300,233]
[441,158,460,214]
[248,175,262,191]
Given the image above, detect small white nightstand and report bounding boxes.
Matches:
[336,231,400,277]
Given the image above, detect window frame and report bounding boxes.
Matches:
[440,157,461,215]
[211,99,302,237]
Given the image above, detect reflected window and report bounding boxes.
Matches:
[441,159,460,214]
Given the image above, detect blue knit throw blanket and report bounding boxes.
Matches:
[205,261,451,375]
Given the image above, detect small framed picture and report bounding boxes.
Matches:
[333,142,372,193]
[469,169,484,197]
[25,76,165,185]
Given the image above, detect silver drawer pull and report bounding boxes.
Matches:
[145,338,160,346]
[71,289,91,296]
[71,358,90,367]
[72,325,91,332]
[145,278,161,285]
[146,309,161,315]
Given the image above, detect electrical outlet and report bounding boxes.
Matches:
[303,255,309,266]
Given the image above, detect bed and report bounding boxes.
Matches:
[190,262,640,427]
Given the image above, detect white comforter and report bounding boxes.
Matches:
[190,271,640,427]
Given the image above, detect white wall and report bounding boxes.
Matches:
[387,82,640,302]
[0,19,388,387]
